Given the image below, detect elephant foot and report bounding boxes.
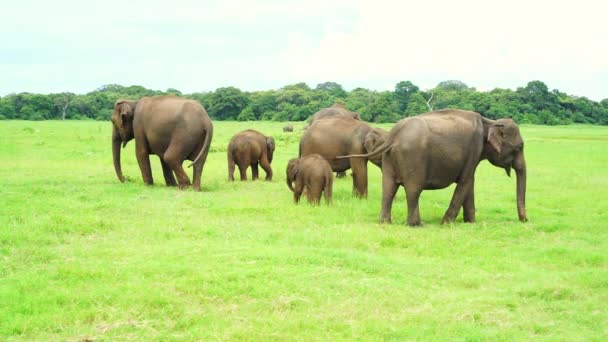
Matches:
[407,221,423,227]
[379,216,392,224]
[440,217,455,225]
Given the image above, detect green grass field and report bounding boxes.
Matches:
[1,120,607,340]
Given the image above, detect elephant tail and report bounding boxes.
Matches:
[188,120,214,168]
[336,141,391,160]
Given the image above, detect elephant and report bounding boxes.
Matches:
[307,103,361,124]
[227,129,275,181]
[111,95,213,191]
[286,154,333,205]
[283,124,294,132]
[305,103,363,179]
[299,116,388,198]
[338,109,527,226]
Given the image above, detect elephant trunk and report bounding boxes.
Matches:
[286,174,294,192]
[112,127,125,182]
[514,150,527,222]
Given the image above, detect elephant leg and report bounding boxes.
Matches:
[260,155,273,181]
[294,181,304,203]
[350,158,368,198]
[405,186,423,226]
[307,181,322,205]
[135,141,153,185]
[160,158,177,187]
[323,178,332,205]
[238,164,248,181]
[191,159,204,192]
[228,154,236,182]
[380,164,399,223]
[251,161,259,180]
[462,178,476,223]
[442,161,478,224]
[164,149,191,190]
[442,177,476,224]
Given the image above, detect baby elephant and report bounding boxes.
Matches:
[286,154,333,205]
[228,129,275,181]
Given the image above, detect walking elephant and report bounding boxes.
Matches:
[299,116,388,198]
[227,129,275,181]
[111,95,213,191]
[286,154,333,205]
[339,109,527,226]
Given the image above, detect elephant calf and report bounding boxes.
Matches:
[227,130,275,181]
[286,154,333,205]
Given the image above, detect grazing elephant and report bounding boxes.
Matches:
[307,103,361,124]
[111,95,213,191]
[283,124,294,132]
[286,154,333,205]
[299,116,388,198]
[339,109,527,226]
[227,129,275,181]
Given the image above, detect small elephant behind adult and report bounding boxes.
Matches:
[228,129,275,181]
[286,154,333,205]
[111,95,213,191]
[283,124,294,132]
[307,103,361,124]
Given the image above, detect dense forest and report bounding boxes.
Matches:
[1,80,607,125]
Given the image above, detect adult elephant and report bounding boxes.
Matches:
[306,103,363,179]
[111,95,213,191]
[299,116,388,198]
[227,129,275,181]
[339,109,527,226]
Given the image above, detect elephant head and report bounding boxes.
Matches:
[364,128,388,167]
[285,158,299,191]
[483,118,527,222]
[111,99,137,182]
[266,136,275,163]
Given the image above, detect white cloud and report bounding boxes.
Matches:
[1,0,607,99]
[280,0,608,98]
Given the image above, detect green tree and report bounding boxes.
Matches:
[207,87,250,120]
[393,80,420,113]
[0,97,16,119]
[314,82,347,99]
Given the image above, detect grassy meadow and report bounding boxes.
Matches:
[1,120,607,340]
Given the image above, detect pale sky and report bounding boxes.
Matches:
[1,0,607,100]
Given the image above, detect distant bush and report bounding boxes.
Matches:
[2,81,607,125]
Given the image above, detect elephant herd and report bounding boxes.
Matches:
[111,96,527,226]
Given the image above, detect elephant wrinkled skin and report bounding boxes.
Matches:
[286,154,333,205]
[227,130,275,181]
[111,95,213,191]
[340,109,527,226]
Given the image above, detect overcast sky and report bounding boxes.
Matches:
[1,0,606,100]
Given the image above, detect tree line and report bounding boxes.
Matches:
[1,80,607,125]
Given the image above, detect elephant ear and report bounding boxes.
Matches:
[488,124,504,154]
[266,137,275,152]
[287,159,299,180]
[115,100,134,128]
[364,130,381,153]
